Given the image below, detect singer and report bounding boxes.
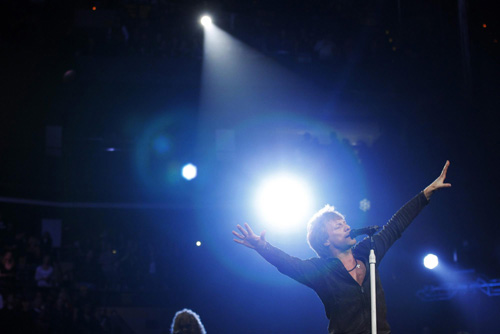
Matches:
[232,161,451,334]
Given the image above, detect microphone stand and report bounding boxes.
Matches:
[368,232,377,334]
[350,225,380,334]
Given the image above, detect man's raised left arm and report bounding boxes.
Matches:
[355,160,452,261]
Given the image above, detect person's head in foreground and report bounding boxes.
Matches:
[171,308,206,334]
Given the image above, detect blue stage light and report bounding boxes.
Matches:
[182,163,197,180]
[423,254,439,269]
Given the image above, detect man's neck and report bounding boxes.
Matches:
[333,248,358,270]
[331,247,354,261]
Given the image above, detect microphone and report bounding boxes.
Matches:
[349,225,380,239]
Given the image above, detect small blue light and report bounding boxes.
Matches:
[106,148,115,152]
[182,163,197,181]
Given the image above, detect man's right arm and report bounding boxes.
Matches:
[233,223,320,287]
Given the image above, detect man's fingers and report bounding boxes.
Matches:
[441,160,450,177]
[232,230,244,239]
[233,238,247,246]
[236,224,248,236]
[439,161,451,186]
[233,238,255,249]
[244,222,255,236]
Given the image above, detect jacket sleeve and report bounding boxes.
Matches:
[355,191,429,264]
[256,243,322,288]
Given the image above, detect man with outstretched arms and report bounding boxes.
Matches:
[232,161,451,334]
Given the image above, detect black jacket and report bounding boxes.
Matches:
[256,192,429,334]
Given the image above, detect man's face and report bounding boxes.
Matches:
[323,218,356,251]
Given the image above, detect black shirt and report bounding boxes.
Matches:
[256,192,429,334]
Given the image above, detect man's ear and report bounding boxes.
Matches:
[323,240,330,247]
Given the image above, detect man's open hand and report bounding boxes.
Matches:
[232,223,267,249]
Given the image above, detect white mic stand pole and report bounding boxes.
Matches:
[369,234,377,334]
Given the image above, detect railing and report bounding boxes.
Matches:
[417,277,500,301]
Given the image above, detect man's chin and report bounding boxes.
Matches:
[340,241,355,251]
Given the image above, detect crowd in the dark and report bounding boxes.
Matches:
[0,213,162,333]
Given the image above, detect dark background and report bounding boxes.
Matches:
[1,0,499,333]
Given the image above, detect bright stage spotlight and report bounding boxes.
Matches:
[200,15,212,27]
[255,174,313,232]
[423,254,439,269]
[182,163,197,181]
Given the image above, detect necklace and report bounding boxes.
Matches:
[347,258,361,272]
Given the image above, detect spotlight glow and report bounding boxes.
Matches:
[182,163,197,180]
[196,241,202,247]
[255,174,313,231]
[423,254,439,269]
[200,15,212,27]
